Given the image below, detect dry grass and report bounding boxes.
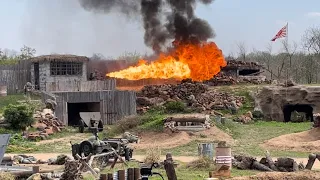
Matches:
[0,172,15,180]
[143,146,161,165]
[115,115,140,133]
[186,157,214,170]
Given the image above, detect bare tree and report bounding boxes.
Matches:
[19,45,36,60]
[302,26,320,54]
[236,41,248,61]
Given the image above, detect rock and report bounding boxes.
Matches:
[93,168,100,173]
[55,154,71,165]
[52,125,61,133]
[36,159,47,164]
[44,127,54,135]
[32,122,47,131]
[245,111,253,119]
[48,158,57,165]
[27,133,40,141]
[26,173,41,180]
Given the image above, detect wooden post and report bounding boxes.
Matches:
[209,171,213,178]
[118,170,126,180]
[32,166,40,173]
[107,173,114,180]
[134,168,140,180]
[100,174,107,180]
[164,153,177,180]
[128,168,134,180]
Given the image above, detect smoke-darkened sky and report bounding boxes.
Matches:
[0,0,316,57]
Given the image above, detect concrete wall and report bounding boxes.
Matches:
[31,61,87,91]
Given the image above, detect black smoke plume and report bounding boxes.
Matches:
[78,0,215,53]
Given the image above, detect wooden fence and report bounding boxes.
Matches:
[45,79,116,92]
[0,60,31,94]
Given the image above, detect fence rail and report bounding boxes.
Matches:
[45,79,116,92]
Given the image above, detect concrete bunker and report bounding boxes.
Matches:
[255,85,320,122]
[67,102,100,126]
[282,104,314,122]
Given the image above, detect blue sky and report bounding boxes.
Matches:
[0,0,319,57]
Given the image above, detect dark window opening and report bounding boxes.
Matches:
[67,102,100,126]
[50,61,83,76]
[239,69,260,76]
[283,104,313,122]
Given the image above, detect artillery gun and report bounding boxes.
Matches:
[71,128,134,163]
[78,112,104,133]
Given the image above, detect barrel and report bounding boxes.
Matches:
[215,146,232,177]
[0,85,7,97]
[198,143,214,160]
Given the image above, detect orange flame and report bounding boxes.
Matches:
[106,41,227,81]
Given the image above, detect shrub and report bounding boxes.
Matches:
[164,101,186,113]
[144,146,161,165]
[0,172,15,180]
[114,115,141,133]
[3,104,34,130]
[186,157,213,169]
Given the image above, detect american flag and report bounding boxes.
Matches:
[271,23,288,41]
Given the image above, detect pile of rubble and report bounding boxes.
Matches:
[2,154,71,165]
[233,152,304,172]
[25,108,64,141]
[204,74,238,86]
[136,82,245,114]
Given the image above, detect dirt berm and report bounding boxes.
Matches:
[230,171,320,180]
[261,128,320,152]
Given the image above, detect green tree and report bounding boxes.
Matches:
[3,104,34,130]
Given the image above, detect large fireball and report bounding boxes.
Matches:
[106,41,227,81]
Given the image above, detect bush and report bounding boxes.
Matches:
[0,172,15,180]
[115,115,140,133]
[3,104,34,130]
[186,157,213,170]
[164,101,186,113]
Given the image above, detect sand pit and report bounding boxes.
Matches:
[230,171,320,180]
[261,128,320,152]
[131,125,234,150]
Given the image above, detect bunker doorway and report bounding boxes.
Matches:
[238,69,260,76]
[283,104,313,122]
[67,102,100,126]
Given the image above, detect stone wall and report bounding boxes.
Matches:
[255,85,320,121]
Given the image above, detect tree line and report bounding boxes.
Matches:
[2,26,320,84]
[227,26,320,84]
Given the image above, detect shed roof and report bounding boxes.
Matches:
[30,54,89,63]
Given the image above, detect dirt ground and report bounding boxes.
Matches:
[261,128,320,152]
[230,170,320,180]
[131,126,234,150]
[35,133,90,146]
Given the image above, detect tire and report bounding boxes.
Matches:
[79,141,93,157]
[79,119,85,133]
[124,148,131,161]
[98,120,103,132]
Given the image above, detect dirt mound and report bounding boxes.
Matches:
[261,128,320,152]
[132,125,234,150]
[132,131,191,150]
[230,171,320,180]
[194,126,234,145]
